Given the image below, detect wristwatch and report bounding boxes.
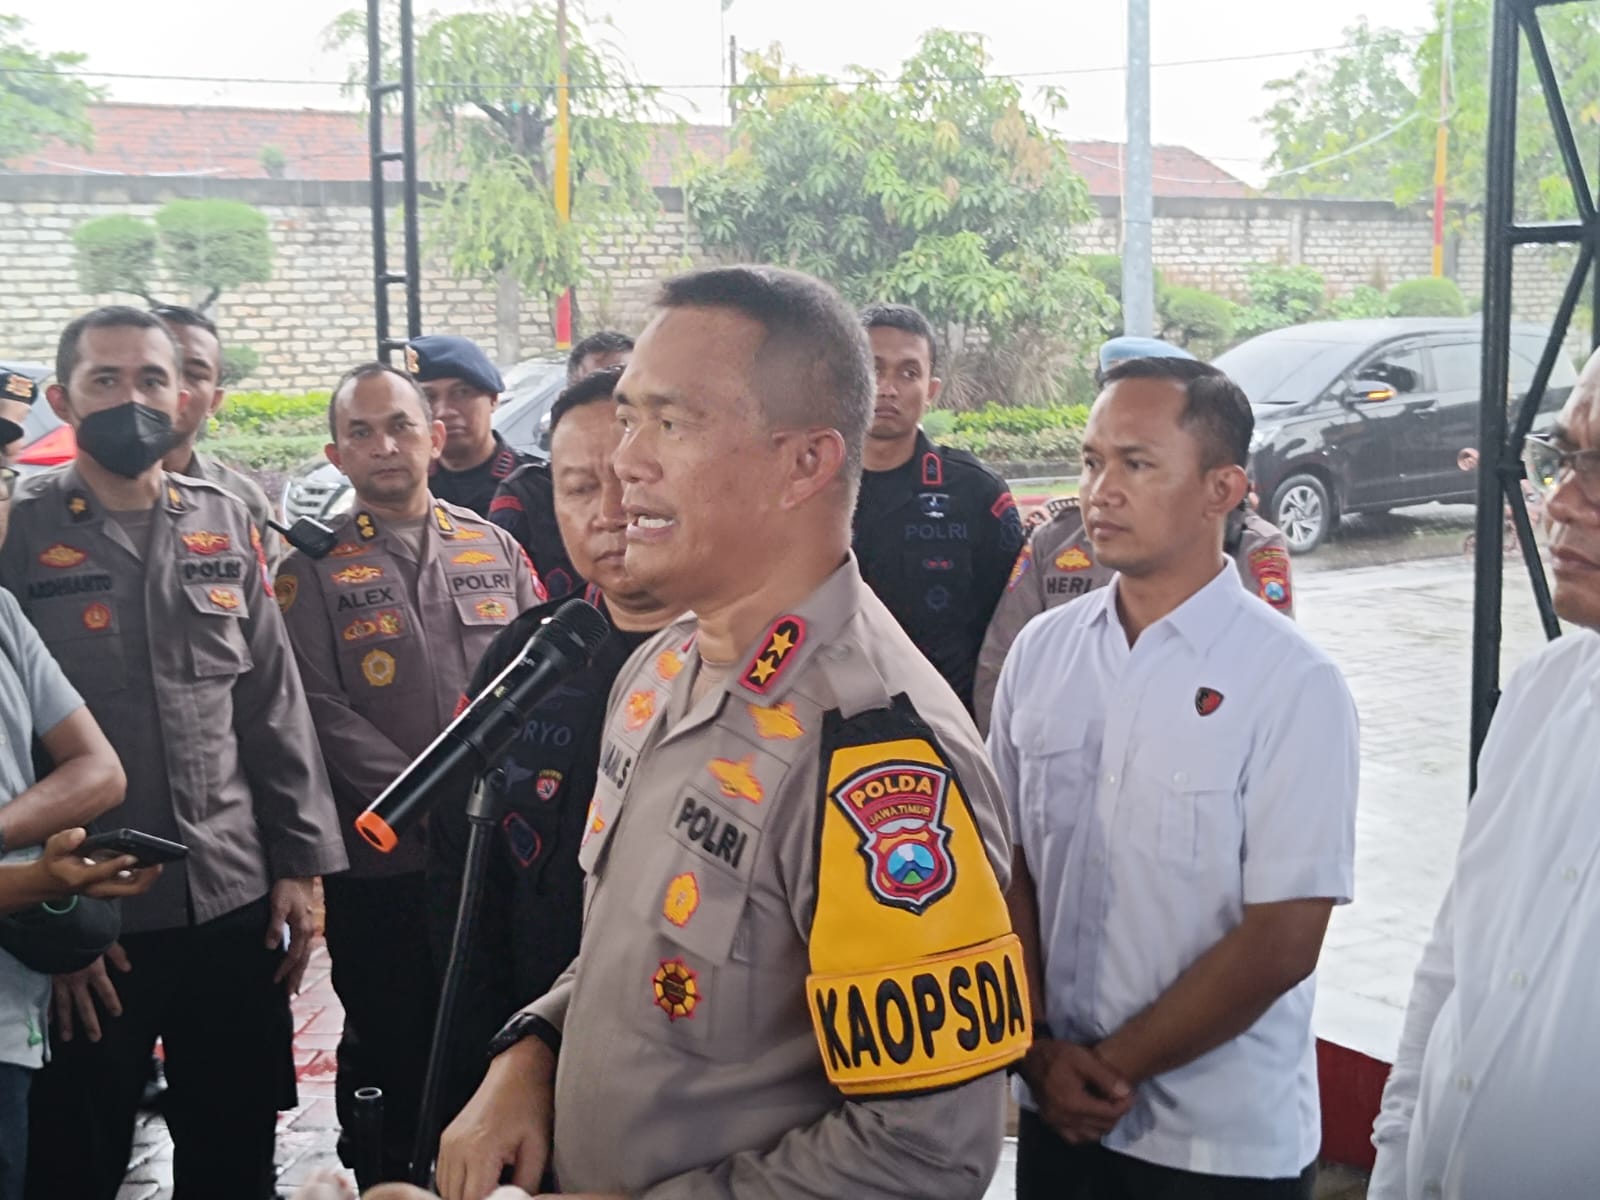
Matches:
[487,1010,561,1060]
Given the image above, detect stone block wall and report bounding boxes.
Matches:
[0,175,1587,391]
[0,176,699,389]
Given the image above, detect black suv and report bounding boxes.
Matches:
[1216,318,1577,553]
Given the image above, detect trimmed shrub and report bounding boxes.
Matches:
[1387,276,1469,318]
[1158,285,1236,352]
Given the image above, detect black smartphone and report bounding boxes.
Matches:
[78,829,189,868]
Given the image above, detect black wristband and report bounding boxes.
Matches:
[487,1011,562,1060]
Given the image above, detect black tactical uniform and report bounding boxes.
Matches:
[852,431,1024,713]
[490,462,582,602]
[428,431,536,520]
[425,590,656,1122]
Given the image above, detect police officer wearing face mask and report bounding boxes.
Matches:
[1,307,346,1200]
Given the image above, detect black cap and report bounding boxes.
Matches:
[404,336,504,396]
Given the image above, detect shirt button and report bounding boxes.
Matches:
[1564,867,1579,883]
[1172,771,1187,786]
[1508,970,1527,989]
[1105,773,1117,786]
[1457,1074,1473,1092]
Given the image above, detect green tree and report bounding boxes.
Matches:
[73,215,159,304]
[1259,1,1600,219]
[0,14,101,166]
[329,2,665,360]
[1235,264,1328,339]
[686,31,1113,408]
[1257,19,1421,201]
[72,199,274,309]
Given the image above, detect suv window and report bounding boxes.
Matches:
[1356,343,1427,394]
[1431,341,1479,392]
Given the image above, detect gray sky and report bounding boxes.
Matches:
[10,0,1439,184]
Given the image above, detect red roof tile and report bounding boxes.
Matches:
[11,104,1248,199]
[1064,140,1252,200]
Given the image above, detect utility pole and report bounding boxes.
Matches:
[1431,0,1454,277]
[554,0,572,350]
[1122,0,1155,337]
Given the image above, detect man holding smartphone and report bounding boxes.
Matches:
[0,307,348,1200]
[0,411,130,1197]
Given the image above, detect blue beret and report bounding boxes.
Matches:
[1098,336,1197,374]
[405,335,504,395]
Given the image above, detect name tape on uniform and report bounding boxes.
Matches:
[807,933,1029,1096]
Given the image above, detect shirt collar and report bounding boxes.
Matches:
[1097,560,1242,654]
[724,554,868,705]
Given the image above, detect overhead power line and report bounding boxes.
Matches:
[0,25,1456,93]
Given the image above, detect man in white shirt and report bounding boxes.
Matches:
[989,356,1359,1199]
[1369,350,1600,1199]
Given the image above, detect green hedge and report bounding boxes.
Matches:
[940,403,1088,463]
[202,433,326,473]
[1387,277,1469,318]
[211,390,329,439]
[951,404,1089,436]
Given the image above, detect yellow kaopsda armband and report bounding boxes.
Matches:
[808,932,1029,1095]
[808,699,1031,1096]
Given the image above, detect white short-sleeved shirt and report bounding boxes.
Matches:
[1369,629,1600,1200]
[988,562,1358,1179]
[0,587,87,1069]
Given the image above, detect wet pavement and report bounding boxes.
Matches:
[118,534,1563,1199]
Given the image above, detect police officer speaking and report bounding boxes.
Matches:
[3,307,347,1200]
[437,267,1027,1200]
[426,364,683,1130]
[407,335,538,517]
[275,362,545,1183]
[851,304,1024,714]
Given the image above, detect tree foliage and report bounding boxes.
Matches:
[1258,1,1600,219]
[1235,264,1328,339]
[0,14,101,166]
[73,215,159,304]
[328,1,663,308]
[686,31,1113,407]
[72,200,274,309]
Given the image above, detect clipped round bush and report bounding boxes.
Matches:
[1387,277,1468,318]
[1158,285,1237,351]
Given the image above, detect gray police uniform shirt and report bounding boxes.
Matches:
[0,587,86,1069]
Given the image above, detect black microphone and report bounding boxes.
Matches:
[355,598,610,853]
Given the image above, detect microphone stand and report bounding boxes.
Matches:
[410,766,505,1186]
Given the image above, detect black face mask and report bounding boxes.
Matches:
[76,403,182,479]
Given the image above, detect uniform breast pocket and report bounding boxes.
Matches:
[181,585,253,678]
[452,593,517,627]
[900,549,973,624]
[631,791,762,1057]
[1130,747,1240,868]
[1013,712,1099,848]
[29,598,128,692]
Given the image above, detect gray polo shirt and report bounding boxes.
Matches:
[0,586,86,1068]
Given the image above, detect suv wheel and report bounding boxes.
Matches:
[1271,474,1334,554]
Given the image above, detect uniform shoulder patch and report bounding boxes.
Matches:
[807,696,1029,1097]
[740,615,805,695]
